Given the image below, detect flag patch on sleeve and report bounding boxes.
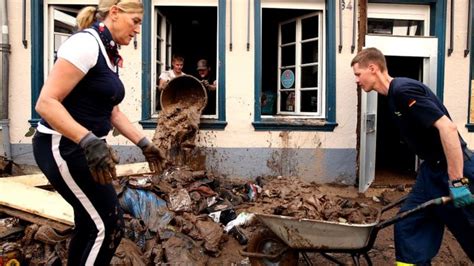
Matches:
[408,99,416,107]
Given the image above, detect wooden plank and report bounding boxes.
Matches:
[116,162,151,176]
[0,162,151,227]
[0,206,72,233]
[0,179,74,225]
[1,174,49,187]
[1,162,151,187]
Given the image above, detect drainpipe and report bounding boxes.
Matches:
[0,0,11,159]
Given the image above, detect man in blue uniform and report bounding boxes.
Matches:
[351,47,474,265]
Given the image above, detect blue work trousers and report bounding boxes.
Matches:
[394,156,474,264]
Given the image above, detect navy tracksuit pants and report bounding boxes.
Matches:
[394,155,474,264]
[32,132,123,265]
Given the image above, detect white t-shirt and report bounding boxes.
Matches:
[159,69,186,81]
[57,29,116,74]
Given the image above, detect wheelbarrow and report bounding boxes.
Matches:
[241,195,452,265]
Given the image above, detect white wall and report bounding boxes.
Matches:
[443,1,472,145]
[6,0,474,178]
[8,0,32,145]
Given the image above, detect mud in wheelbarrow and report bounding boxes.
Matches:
[241,195,451,265]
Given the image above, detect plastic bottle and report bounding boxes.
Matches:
[224,212,256,232]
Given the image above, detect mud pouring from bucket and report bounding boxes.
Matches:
[153,75,208,167]
[160,75,208,112]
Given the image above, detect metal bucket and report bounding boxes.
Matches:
[160,75,208,112]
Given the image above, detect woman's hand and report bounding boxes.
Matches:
[80,132,120,184]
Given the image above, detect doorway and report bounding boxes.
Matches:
[359,35,437,192]
[375,56,422,181]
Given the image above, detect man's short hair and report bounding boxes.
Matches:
[172,54,184,62]
[350,47,387,72]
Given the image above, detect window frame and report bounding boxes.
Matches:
[368,3,430,37]
[151,9,168,114]
[139,0,227,129]
[252,0,337,131]
[367,1,447,95]
[28,0,227,129]
[48,6,79,72]
[277,12,324,117]
[466,0,474,130]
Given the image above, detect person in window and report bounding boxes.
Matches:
[32,1,164,265]
[351,47,474,265]
[195,59,216,115]
[158,54,185,91]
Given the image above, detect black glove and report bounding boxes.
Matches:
[79,132,119,185]
[137,137,164,173]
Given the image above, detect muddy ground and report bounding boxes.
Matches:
[0,165,472,265]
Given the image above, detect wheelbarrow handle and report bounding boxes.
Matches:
[381,194,409,214]
[376,196,451,230]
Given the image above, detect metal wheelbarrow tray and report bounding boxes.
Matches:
[243,196,452,265]
[255,211,380,250]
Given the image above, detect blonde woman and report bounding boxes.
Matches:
[33,1,163,264]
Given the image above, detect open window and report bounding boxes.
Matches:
[152,5,218,118]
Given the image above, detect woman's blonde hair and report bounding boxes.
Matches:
[76,0,143,30]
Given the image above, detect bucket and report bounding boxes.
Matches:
[160,75,208,112]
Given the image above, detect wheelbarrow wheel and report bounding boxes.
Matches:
[247,228,299,265]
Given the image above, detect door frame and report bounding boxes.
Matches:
[358,35,438,192]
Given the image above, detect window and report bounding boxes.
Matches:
[153,10,170,112]
[367,4,430,37]
[277,13,323,116]
[47,6,83,72]
[255,0,337,131]
[368,19,424,36]
[262,9,324,118]
[152,5,218,118]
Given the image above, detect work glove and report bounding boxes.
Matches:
[79,132,119,185]
[449,178,474,208]
[137,137,165,173]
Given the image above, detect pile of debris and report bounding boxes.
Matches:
[0,169,387,264]
[254,176,379,224]
[112,167,258,264]
[0,165,261,264]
